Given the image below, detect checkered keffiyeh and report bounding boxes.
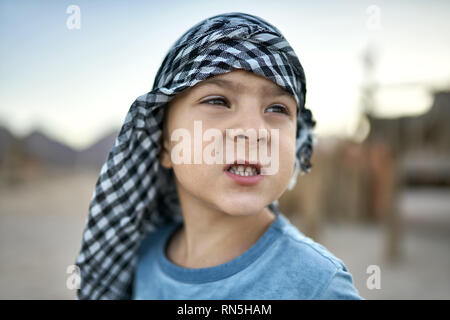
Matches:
[74,12,316,299]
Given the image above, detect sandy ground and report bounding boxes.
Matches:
[320,221,450,299]
[0,170,449,299]
[0,169,95,300]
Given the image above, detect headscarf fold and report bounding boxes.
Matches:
[74,12,316,300]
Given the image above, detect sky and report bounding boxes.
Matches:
[0,0,449,150]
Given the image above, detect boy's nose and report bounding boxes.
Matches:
[226,130,267,143]
[233,107,269,132]
[221,100,274,147]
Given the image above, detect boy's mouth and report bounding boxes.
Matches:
[224,161,264,185]
[224,160,261,176]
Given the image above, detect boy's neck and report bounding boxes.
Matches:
[166,189,276,269]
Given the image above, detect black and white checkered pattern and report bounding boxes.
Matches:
[74,12,316,300]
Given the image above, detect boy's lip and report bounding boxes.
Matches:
[224,170,265,185]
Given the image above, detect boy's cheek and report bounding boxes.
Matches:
[276,140,296,178]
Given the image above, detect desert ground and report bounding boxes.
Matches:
[0,169,449,299]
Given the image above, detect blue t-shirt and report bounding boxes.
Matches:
[132,212,363,300]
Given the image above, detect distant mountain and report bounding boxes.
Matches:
[0,126,15,159]
[0,126,121,169]
[77,130,118,168]
[22,130,78,166]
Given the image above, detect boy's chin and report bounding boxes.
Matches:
[219,197,270,217]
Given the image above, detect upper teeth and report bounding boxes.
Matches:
[228,165,258,176]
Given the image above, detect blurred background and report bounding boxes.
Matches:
[0,0,449,299]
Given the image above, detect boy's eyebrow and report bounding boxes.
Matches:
[196,78,294,99]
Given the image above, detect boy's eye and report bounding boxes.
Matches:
[201,97,229,108]
[200,98,290,116]
[265,104,290,115]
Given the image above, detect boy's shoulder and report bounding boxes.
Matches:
[274,213,346,270]
[270,213,361,299]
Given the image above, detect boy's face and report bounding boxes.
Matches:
[159,69,298,216]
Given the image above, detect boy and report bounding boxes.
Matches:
[75,12,363,300]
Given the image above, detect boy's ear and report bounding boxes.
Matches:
[159,134,172,169]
